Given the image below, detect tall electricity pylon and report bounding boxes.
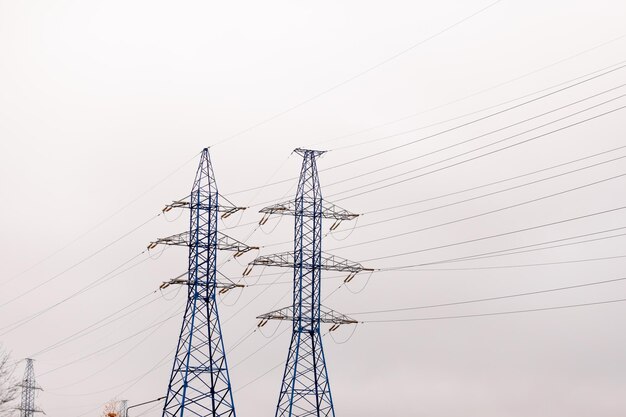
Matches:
[246,149,372,417]
[158,148,248,417]
[17,359,43,417]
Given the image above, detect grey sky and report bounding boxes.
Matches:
[1,1,626,416]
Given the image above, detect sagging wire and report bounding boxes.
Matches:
[343,270,375,295]
[220,203,247,229]
[39,306,183,378]
[219,285,245,307]
[259,319,284,339]
[163,205,186,222]
[148,244,169,260]
[160,283,183,302]
[328,323,359,345]
[222,271,290,326]
[244,265,267,287]
[230,326,290,370]
[231,246,261,268]
[31,290,161,359]
[229,329,258,354]
[328,216,360,241]
[46,301,181,391]
[234,325,344,393]
[259,214,285,235]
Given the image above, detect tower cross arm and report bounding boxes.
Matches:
[256,306,358,325]
[161,193,245,218]
[148,231,258,256]
[158,271,245,291]
[259,200,359,223]
[246,251,372,273]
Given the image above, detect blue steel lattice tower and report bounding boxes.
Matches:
[161,149,236,417]
[247,149,371,417]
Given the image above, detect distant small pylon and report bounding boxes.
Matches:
[119,400,128,417]
[17,359,44,417]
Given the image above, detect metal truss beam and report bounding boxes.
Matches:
[148,231,258,257]
[259,201,358,226]
[162,197,245,219]
[245,252,373,282]
[257,306,357,326]
[158,271,244,293]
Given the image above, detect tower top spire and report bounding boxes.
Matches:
[294,148,326,158]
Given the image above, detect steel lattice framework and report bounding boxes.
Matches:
[251,148,367,417]
[161,148,236,417]
[17,359,42,417]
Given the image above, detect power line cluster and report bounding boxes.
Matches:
[1,9,625,417]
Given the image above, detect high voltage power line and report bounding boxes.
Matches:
[208,142,626,237]
[261,154,626,250]
[376,226,626,269]
[385,254,626,272]
[355,205,626,262]
[349,276,626,315]
[313,37,626,148]
[10,60,626,417]
[226,59,626,197]
[332,99,626,201]
[324,81,626,190]
[209,0,505,148]
[249,86,626,209]
[361,298,626,323]
[3,54,622,308]
[18,150,624,386]
[5,16,623,417]
[363,144,626,214]
[0,250,152,336]
[15,145,624,404]
[38,306,183,378]
[5,84,622,321]
[0,215,160,305]
[334,172,626,252]
[4,36,623,308]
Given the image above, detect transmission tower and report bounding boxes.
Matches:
[119,400,128,417]
[158,148,248,417]
[17,359,43,417]
[247,148,371,417]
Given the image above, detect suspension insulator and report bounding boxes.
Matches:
[344,271,357,283]
[259,213,270,225]
[329,220,342,231]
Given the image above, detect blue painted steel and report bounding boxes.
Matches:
[162,149,236,417]
[275,149,335,417]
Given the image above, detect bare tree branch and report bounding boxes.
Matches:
[0,347,18,417]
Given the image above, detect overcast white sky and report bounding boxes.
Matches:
[1,1,626,416]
